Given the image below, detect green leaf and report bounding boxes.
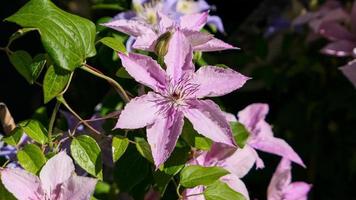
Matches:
[99,37,126,52]
[135,137,153,163]
[43,65,72,103]
[6,0,96,71]
[2,127,23,146]
[181,120,212,150]
[180,165,229,188]
[17,144,46,174]
[9,50,32,83]
[112,136,129,162]
[0,181,16,200]
[71,135,103,180]
[9,51,46,84]
[19,119,48,144]
[116,67,132,79]
[230,122,250,148]
[204,180,246,200]
[30,54,46,82]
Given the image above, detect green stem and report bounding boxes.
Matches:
[176,183,182,199]
[48,100,61,149]
[81,64,130,103]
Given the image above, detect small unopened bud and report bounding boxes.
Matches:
[154,31,172,58]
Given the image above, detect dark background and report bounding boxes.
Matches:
[1,0,356,199]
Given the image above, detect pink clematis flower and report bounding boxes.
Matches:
[0,151,97,200]
[218,103,305,173]
[187,103,305,182]
[233,103,305,169]
[115,30,249,167]
[267,158,311,200]
[103,11,235,52]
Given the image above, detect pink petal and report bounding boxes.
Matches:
[59,175,97,200]
[284,182,312,200]
[267,158,292,200]
[182,186,204,200]
[250,137,305,167]
[222,111,238,122]
[193,38,237,52]
[204,143,237,165]
[179,12,208,31]
[182,30,214,47]
[319,21,355,41]
[1,168,43,200]
[237,103,270,136]
[193,66,249,98]
[220,174,250,200]
[118,52,167,92]
[133,33,158,51]
[115,92,163,129]
[39,151,75,195]
[308,8,349,32]
[222,146,258,178]
[320,40,356,57]
[164,30,194,85]
[340,61,356,88]
[147,108,184,167]
[157,12,175,33]
[183,99,236,147]
[103,19,154,37]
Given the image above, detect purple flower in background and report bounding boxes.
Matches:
[318,1,356,58]
[293,0,348,34]
[316,1,356,88]
[108,0,225,51]
[267,158,311,200]
[115,30,249,167]
[0,133,29,168]
[104,11,235,53]
[114,0,224,32]
[0,151,97,200]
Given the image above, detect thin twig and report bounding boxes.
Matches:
[59,97,102,138]
[81,64,130,103]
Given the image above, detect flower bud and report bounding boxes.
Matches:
[154,31,172,58]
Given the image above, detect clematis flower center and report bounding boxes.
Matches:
[135,0,163,25]
[176,0,199,14]
[165,76,199,106]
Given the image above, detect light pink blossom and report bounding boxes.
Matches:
[186,103,305,182]
[103,11,235,52]
[115,30,249,167]
[234,103,305,168]
[267,158,311,200]
[0,151,97,200]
